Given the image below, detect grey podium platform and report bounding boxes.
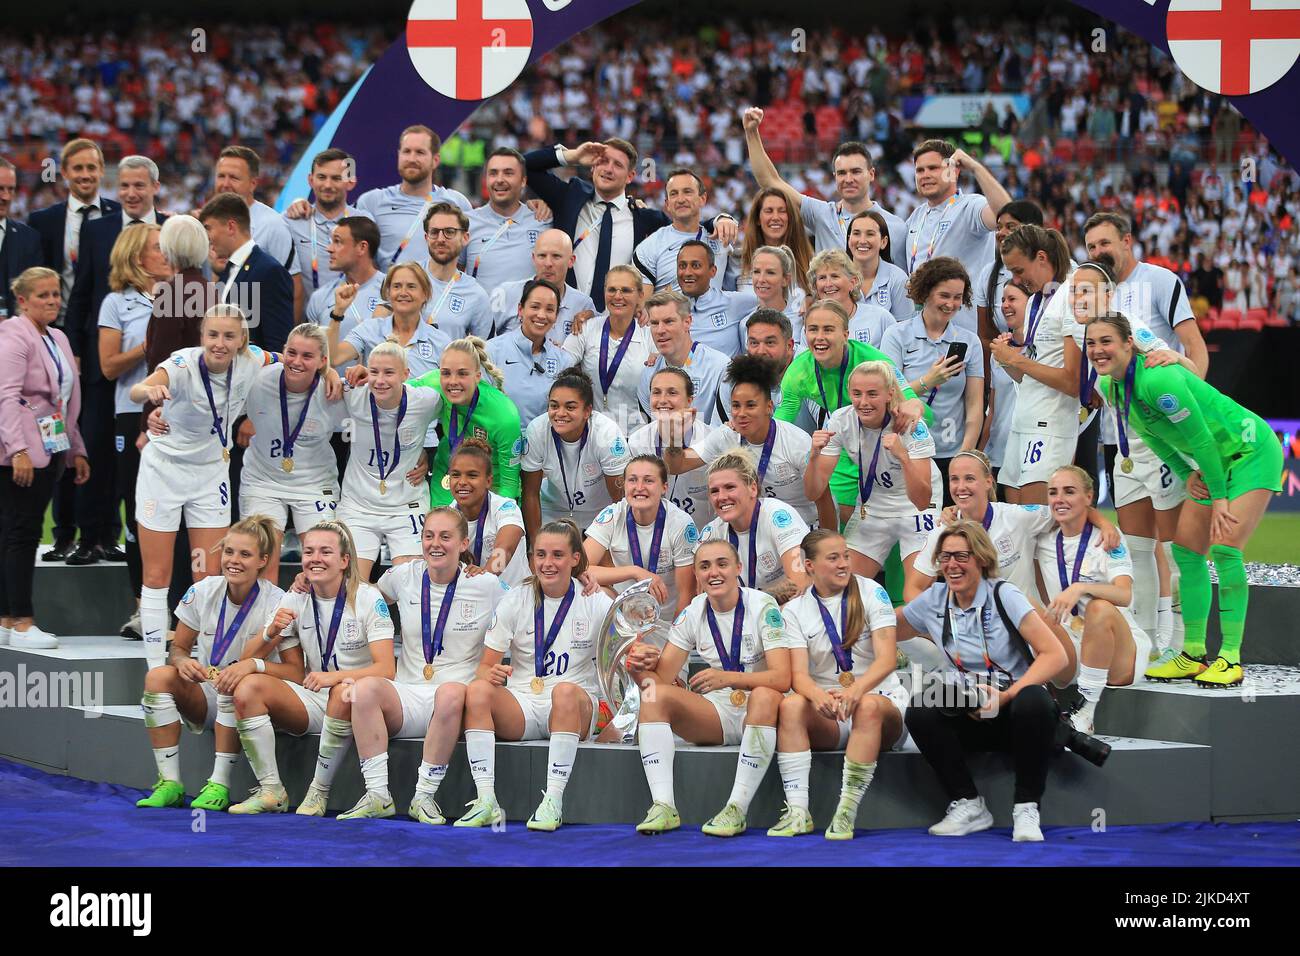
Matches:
[29,556,1300,665]
[1,703,1210,830]
[1095,665,1300,821]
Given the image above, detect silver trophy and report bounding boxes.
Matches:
[596,578,668,741]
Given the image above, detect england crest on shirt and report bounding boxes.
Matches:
[449,295,464,314]
[417,341,433,358]
[527,230,540,244]
[545,357,558,375]
[710,311,726,329]
[935,220,953,240]
[367,296,380,312]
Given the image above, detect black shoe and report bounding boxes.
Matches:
[65,543,101,566]
[44,540,76,561]
[98,544,127,562]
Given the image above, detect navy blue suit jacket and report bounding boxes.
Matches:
[27,198,122,275]
[223,244,294,354]
[523,147,679,290]
[65,212,169,383]
[0,219,43,317]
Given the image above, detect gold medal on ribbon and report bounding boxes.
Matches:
[222,448,230,462]
[1120,457,1134,474]
[860,504,868,520]
[379,479,388,495]
[423,663,435,681]
[282,458,294,473]
[1069,615,1085,635]
[729,689,746,708]
[206,664,220,682]
[530,676,545,694]
[839,671,854,688]
[440,475,451,490]
[1079,408,1089,424]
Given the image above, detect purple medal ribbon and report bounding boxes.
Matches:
[1055,522,1094,616]
[626,501,667,573]
[1114,354,1137,463]
[310,586,347,672]
[598,318,634,397]
[279,369,319,461]
[533,581,575,679]
[421,568,459,667]
[1078,354,1098,413]
[466,498,490,564]
[448,387,480,458]
[727,499,762,589]
[197,354,232,454]
[369,388,409,489]
[858,412,890,509]
[211,581,261,667]
[705,590,746,672]
[981,503,994,531]
[551,424,589,513]
[752,419,777,491]
[813,588,854,676]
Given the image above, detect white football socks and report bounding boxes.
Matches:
[638,721,676,808]
[777,749,812,811]
[726,724,776,813]
[545,732,579,808]
[310,716,353,792]
[237,714,281,789]
[465,729,496,800]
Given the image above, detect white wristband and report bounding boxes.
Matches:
[254,658,266,673]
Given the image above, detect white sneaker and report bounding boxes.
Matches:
[928,796,994,836]
[1012,802,1044,842]
[1068,707,1095,735]
[0,625,11,646]
[10,625,58,649]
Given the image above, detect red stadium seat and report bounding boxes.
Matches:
[1238,310,1264,332]
[1264,310,1291,328]
[1197,315,1214,335]
[1213,309,1241,331]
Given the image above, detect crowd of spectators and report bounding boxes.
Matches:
[3,12,1296,319]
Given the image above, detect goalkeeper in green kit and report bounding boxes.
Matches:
[1086,313,1282,687]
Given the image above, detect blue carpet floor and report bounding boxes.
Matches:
[2,760,1298,867]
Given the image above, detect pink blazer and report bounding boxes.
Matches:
[0,316,87,468]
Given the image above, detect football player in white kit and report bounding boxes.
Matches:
[333,508,500,821]
[561,264,653,430]
[583,455,699,618]
[627,539,792,835]
[768,529,907,840]
[236,324,345,582]
[228,521,395,815]
[128,304,278,668]
[805,360,942,579]
[454,520,614,831]
[447,437,527,586]
[520,367,631,540]
[906,450,1120,601]
[628,366,716,529]
[988,225,1079,505]
[136,516,287,812]
[336,342,443,580]
[1035,466,1151,734]
[700,449,810,600]
[668,354,834,529]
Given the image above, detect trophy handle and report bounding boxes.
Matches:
[596,578,669,739]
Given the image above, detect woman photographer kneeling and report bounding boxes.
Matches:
[894,520,1067,843]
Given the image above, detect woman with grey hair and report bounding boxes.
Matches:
[144,215,212,378]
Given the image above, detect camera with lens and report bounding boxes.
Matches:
[1055,713,1112,767]
[928,671,1012,717]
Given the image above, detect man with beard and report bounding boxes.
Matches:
[413,202,491,340]
[283,148,358,300]
[464,147,545,302]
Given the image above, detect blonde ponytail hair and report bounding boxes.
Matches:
[444,336,504,389]
[224,514,279,561]
[848,360,902,413]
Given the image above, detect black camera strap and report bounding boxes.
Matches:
[939,581,1030,680]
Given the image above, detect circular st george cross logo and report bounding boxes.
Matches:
[407,0,535,101]
[1166,0,1300,96]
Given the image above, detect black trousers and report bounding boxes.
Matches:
[0,456,63,618]
[49,464,76,544]
[1074,413,1101,490]
[76,378,121,546]
[904,683,1058,805]
[114,413,143,596]
[934,455,954,507]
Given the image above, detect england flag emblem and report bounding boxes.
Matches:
[406,0,535,102]
[1166,0,1300,96]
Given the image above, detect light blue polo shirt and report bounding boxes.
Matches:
[689,287,756,357]
[861,260,914,323]
[802,195,908,261]
[354,183,473,267]
[636,340,730,425]
[632,223,738,293]
[306,270,386,370]
[491,277,595,346]
[345,316,450,382]
[879,313,984,457]
[463,202,543,303]
[283,204,355,298]
[420,267,493,341]
[485,328,577,425]
[902,578,1037,680]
